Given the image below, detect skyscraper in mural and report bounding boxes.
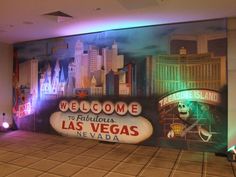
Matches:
[103,42,124,74]
[74,40,85,88]
[66,61,75,96]
[88,45,101,73]
[146,56,153,96]
[118,63,137,96]
[18,58,38,106]
[102,42,124,94]
[106,70,119,95]
[73,41,102,95]
[70,40,129,96]
[40,60,67,99]
[170,33,226,55]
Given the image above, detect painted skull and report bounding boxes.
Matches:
[177,101,190,120]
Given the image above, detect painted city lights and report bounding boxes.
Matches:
[159,90,221,108]
[17,102,32,118]
[91,101,102,114]
[59,100,142,116]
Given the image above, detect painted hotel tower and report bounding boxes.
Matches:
[18,58,38,106]
[146,33,227,96]
[40,60,67,99]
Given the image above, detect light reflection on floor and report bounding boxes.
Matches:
[0,130,235,177]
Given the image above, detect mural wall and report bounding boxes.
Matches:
[13,19,227,152]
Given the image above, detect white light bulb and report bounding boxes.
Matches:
[2,122,9,129]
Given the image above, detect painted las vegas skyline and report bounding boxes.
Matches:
[14,19,227,104]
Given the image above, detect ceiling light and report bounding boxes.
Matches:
[43,11,73,18]
[43,11,73,23]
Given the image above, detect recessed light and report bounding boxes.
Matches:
[43,11,73,18]
[95,7,101,11]
[43,11,73,23]
[23,21,34,25]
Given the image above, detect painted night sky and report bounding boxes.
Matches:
[15,19,226,62]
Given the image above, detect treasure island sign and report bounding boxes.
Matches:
[159,89,221,108]
[50,100,153,144]
[158,89,222,143]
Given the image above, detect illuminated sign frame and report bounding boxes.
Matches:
[159,89,221,108]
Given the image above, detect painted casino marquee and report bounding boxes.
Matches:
[50,100,153,143]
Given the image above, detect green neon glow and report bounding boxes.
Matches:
[228,145,236,152]
[153,53,227,151]
[228,126,236,148]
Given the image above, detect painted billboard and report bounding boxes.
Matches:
[13,19,227,152]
